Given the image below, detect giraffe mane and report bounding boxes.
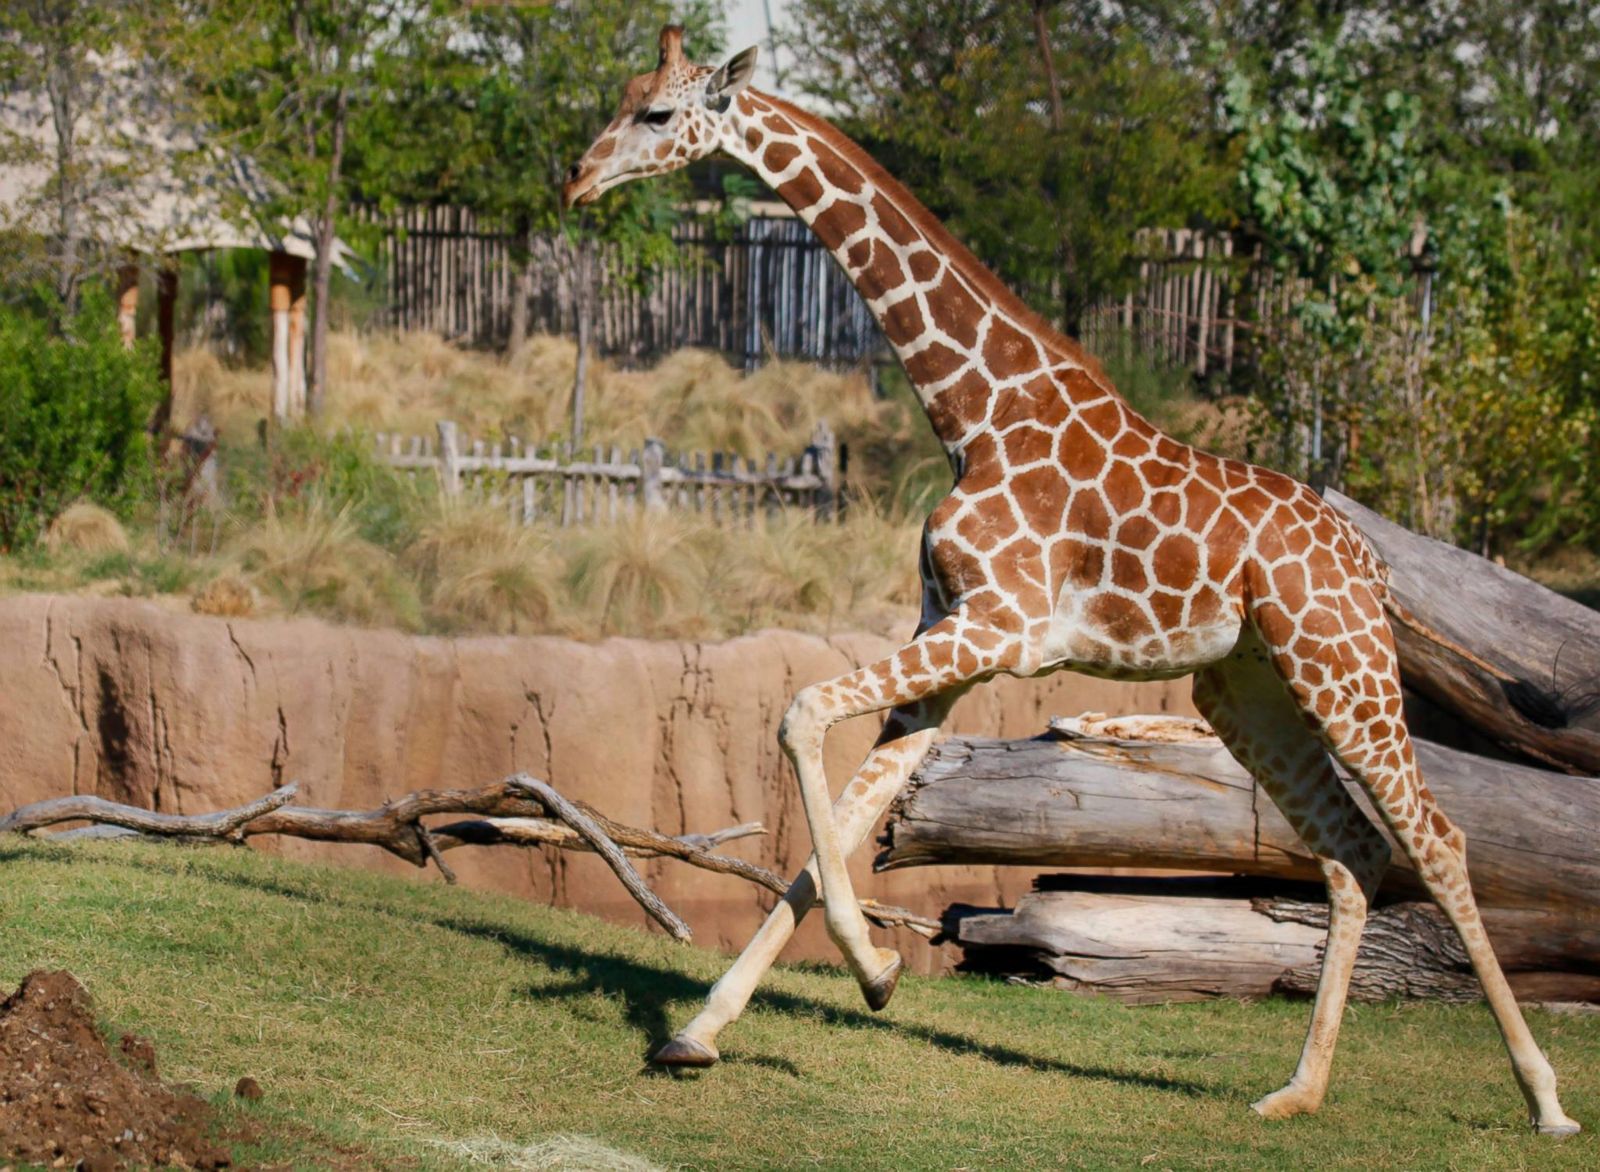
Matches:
[742,90,1120,400]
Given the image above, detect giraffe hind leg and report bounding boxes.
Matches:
[1247,587,1580,1134]
[1195,641,1390,1119]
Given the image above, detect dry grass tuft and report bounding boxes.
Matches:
[562,514,707,638]
[405,501,559,635]
[232,500,422,631]
[84,332,939,639]
[191,572,256,618]
[170,331,894,460]
[44,503,130,557]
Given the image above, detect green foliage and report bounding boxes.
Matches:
[1226,44,1424,346]
[1220,7,1600,552]
[0,297,161,551]
[781,0,1230,333]
[223,423,428,550]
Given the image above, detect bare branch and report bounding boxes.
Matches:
[2,778,940,942]
[506,774,692,943]
[0,784,299,839]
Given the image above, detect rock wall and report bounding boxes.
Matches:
[0,595,1197,973]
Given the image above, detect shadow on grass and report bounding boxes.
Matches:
[5,842,1217,1099]
[437,914,1216,1098]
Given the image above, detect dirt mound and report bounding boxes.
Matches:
[0,970,232,1170]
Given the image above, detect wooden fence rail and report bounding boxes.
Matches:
[375,419,843,527]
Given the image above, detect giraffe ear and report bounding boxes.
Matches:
[705,45,758,109]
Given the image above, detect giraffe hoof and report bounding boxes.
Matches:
[652,1035,719,1067]
[1250,1085,1321,1120]
[1536,1118,1581,1137]
[862,950,903,1012]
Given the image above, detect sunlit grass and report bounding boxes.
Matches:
[1,839,1595,1170]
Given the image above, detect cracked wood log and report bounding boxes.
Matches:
[879,715,1600,917]
[1326,490,1600,775]
[887,715,1600,1001]
[951,877,1600,1004]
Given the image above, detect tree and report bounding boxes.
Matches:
[410,1,722,440]
[1224,37,1426,487]
[187,0,438,416]
[779,0,1228,336]
[0,1,164,319]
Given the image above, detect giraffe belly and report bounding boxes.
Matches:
[1036,597,1244,682]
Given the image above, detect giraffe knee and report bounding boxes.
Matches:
[1418,805,1467,867]
[779,686,829,756]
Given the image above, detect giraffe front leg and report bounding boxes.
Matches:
[655,695,958,1066]
[781,686,905,1006]
[780,614,1005,1010]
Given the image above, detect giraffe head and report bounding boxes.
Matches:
[561,25,758,209]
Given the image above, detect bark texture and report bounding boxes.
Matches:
[1326,490,1600,774]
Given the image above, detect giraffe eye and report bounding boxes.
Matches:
[642,108,674,127]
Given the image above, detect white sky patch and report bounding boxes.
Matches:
[722,0,800,101]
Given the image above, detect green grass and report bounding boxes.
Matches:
[2,839,1596,1170]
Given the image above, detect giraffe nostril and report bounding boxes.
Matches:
[565,163,582,184]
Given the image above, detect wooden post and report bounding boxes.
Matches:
[269,250,293,422]
[437,419,462,497]
[116,260,139,349]
[641,437,666,512]
[810,419,837,520]
[149,264,179,438]
[286,254,308,416]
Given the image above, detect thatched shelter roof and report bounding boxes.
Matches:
[0,52,353,265]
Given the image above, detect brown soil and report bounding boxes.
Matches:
[0,970,233,1170]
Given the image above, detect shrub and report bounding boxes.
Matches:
[0,298,162,550]
[43,501,130,556]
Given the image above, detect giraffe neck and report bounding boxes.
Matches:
[720,91,1125,455]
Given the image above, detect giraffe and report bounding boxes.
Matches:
[560,27,1580,1133]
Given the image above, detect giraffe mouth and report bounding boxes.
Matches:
[561,173,600,210]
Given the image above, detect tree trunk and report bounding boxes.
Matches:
[571,242,591,445]
[1325,490,1600,774]
[45,33,82,319]
[879,715,1600,920]
[307,85,349,417]
[508,221,533,356]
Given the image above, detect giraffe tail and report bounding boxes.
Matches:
[1332,512,1568,731]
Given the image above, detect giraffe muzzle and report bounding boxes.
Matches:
[560,164,602,210]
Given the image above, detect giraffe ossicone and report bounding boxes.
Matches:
[561,25,1580,1135]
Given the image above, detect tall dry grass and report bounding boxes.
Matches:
[171,331,898,463]
[78,331,942,639]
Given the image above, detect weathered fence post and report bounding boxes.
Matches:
[437,419,462,498]
[810,420,837,521]
[641,437,667,512]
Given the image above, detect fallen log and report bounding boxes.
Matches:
[950,877,1600,1004]
[2,775,942,940]
[1328,490,1600,774]
[886,714,1600,1001]
[879,714,1600,917]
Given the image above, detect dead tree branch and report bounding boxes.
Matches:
[506,774,691,942]
[1,775,941,940]
[0,784,299,839]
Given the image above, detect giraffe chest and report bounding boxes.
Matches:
[1038,587,1244,681]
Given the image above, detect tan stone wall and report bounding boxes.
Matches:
[0,595,1197,973]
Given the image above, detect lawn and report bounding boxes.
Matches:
[1,838,1595,1170]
